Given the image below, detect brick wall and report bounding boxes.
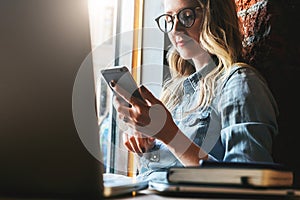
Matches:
[235,0,300,188]
[236,0,300,72]
[236,0,270,70]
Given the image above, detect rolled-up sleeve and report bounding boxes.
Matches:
[219,67,279,162]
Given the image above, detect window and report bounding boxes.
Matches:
[88,0,165,177]
[88,0,119,173]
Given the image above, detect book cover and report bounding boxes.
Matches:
[167,161,293,187]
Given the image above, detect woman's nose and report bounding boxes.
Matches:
[172,16,184,32]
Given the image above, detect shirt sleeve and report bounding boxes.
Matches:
[138,140,183,173]
[218,67,279,162]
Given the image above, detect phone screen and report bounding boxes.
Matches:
[100,66,145,102]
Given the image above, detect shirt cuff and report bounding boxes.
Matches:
[199,154,218,165]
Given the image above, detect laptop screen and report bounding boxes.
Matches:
[0,0,103,198]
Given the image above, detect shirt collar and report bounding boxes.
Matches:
[183,61,217,94]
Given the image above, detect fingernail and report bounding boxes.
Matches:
[109,81,115,87]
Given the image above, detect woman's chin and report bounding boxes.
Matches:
[176,44,204,61]
[177,50,194,60]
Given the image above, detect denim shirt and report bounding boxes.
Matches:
[139,62,279,174]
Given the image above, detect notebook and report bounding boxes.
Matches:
[148,171,300,198]
[167,161,294,187]
[149,179,299,198]
[0,0,148,198]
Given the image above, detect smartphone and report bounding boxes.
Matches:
[100,66,145,102]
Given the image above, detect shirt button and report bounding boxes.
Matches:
[150,153,160,162]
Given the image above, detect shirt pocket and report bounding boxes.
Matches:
[181,110,211,146]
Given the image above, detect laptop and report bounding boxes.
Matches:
[0,0,147,199]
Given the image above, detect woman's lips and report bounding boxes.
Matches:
[176,40,185,46]
[175,34,193,46]
[176,39,192,47]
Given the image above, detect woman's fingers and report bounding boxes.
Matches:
[113,94,149,127]
[129,136,144,154]
[139,85,161,104]
[110,81,146,107]
[122,132,156,154]
[112,95,132,121]
[123,134,134,152]
[112,83,172,139]
[122,133,141,154]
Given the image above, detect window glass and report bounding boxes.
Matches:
[88,0,119,173]
[88,0,165,176]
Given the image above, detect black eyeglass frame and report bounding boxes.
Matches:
[155,7,201,33]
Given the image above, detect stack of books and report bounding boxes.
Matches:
[167,161,294,188]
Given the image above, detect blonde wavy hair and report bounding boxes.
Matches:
[161,0,243,112]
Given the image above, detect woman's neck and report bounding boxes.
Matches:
[192,52,212,71]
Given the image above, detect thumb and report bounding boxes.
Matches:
[139,85,160,104]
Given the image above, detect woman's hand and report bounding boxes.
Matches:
[111,82,178,144]
[123,131,155,154]
[110,81,208,166]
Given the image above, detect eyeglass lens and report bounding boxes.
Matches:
[156,8,196,33]
[178,9,195,27]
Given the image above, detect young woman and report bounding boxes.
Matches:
[110,0,279,174]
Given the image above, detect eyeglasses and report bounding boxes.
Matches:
[155,7,201,33]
